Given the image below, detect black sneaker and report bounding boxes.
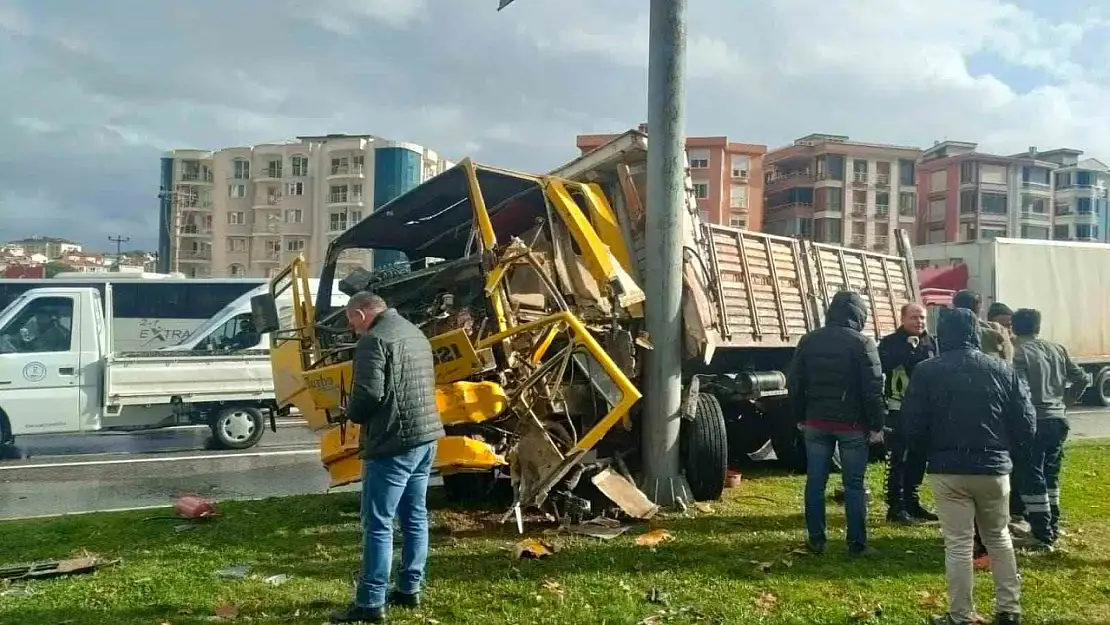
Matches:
[907,503,940,522]
[805,540,826,555]
[330,603,386,623]
[848,545,878,557]
[995,612,1020,625]
[887,509,921,526]
[388,591,420,609]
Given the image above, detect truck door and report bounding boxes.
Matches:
[0,294,83,435]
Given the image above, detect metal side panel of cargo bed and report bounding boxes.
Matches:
[704,227,918,348]
[107,351,274,405]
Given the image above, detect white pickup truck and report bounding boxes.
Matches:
[0,285,278,451]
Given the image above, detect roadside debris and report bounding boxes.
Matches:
[214,564,251,580]
[591,468,660,520]
[754,591,778,612]
[174,495,218,520]
[263,573,291,586]
[725,470,743,489]
[634,529,674,548]
[213,603,238,620]
[0,555,118,581]
[512,538,554,559]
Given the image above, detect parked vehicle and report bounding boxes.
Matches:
[252,129,920,524]
[915,237,1110,405]
[0,275,266,350]
[0,284,278,451]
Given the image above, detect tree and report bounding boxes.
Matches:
[44,261,76,278]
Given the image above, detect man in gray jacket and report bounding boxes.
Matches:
[332,292,446,624]
[1011,308,1090,552]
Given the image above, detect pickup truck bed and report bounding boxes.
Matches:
[108,349,274,406]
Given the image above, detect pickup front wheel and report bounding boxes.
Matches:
[210,406,265,450]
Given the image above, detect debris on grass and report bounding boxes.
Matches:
[592,468,659,520]
[916,590,943,610]
[693,502,713,514]
[645,587,669,605]
[214,564,251,580]
[634,529,674,548]
[174,495,218,520]
[512,538,553,559]
[540,578,564,598]
[0,584,34,598]
[0,555,119,581]
[213,603,238,620]
[726,470,743,489]
[263,573,291,586]
[753,592,778,612]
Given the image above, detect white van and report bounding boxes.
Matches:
[161,280,349,353]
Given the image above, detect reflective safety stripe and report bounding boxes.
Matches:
[887,398,902,410]
[1024,503,1051,513]
[888,366,910,402]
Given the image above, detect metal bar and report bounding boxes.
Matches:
[858,252,882,339]
[640,0,690,507]
[703,225,732,339]
[763,237,791,341]
[736,231,762,338]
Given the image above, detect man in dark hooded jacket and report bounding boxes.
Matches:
[901,308,1036,625]
[788,291,886,556]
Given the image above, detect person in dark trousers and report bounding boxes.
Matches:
[952,289,1014,563]
[986,302,1024,522]
[902,308,1036,625]
[878,302,937,525]
[788,291,886,556]
[332,292,446,624]
[1011,308,1090,552]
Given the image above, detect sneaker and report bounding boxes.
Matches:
[907,504,940,522]
[886,509,920,526]
[995,612,1021,625]
[388,591,420,609]
[1009,521,1032,538]
[848,545,878,557]
[330,603,386,623]
[1013,536,1055,553]
[804,540,826,555]
[930,614,973,625]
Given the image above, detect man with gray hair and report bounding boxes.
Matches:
[332,291,445,624]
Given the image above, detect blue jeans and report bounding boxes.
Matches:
[355,441,437,609]
[804,427,869,551]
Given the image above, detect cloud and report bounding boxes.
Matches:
[1,0,1109,253]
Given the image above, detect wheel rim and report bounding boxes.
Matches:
[220,410,256,442]
[1101,377,1110,401]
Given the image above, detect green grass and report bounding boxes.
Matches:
[2,444,1110,625]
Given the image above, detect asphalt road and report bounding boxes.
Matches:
[1,410,1108,521]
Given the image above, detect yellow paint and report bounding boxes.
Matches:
[576,181,635,275]
[437,381,507,426]
[429,329,483,384]
[543,178,618,285]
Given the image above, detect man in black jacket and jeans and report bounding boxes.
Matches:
[902,308,1036,625]
[788,291,887,556]
[332,292,446,624]
[879,302,937,525]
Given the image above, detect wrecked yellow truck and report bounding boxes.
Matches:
[252,129,920,524]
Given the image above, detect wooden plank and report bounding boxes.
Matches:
[763,236,791,340]
[734,230,763,338]
[703,222,732,339]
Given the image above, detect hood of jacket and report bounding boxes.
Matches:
[938,307,982,353]
[825,291,868,332]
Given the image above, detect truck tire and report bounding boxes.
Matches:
[0,409,12,445]
[1094,368,1110,407]
[210,405,265,450]
[680,393,729,502]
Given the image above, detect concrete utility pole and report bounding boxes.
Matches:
[108,235,130,272]
[640,0,691,506]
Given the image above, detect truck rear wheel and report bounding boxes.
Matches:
[210,406,265,450]
[0,409,12,445]
[1093,368,1110,407]
[680,393,729,502]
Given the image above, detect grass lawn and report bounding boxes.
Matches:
[2,443,1109,625]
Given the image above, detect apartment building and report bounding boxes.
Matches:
[916,142,1068,244]
[158,135,453,278]
[762,134,922,254]
[5,236,82,259]
[576,125,767,230]
[1048,152,1110,242]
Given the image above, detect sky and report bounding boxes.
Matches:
[1,0,1109,251]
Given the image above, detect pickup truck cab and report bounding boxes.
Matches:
[0,285,278,451]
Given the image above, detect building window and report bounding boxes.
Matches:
[1076,171,1093,187]
[226,238,247,253]
[962,224,977,241]
[1056,203,1071,216]
[852,159,868,182]
[352,184,364,202]
[731,155,750,178]
[1077,197,1094,214]
[823,188,842,212]
[284,209,303,223]
[286,182,304,196]
[350,210,362,222]
[898,159,916,186]
[798,217,813,237]
[1053,225,1070,239]
[353,155,365,173]
[898,192,915,216]
[876,161,891,185]
[291,155,309,177]
[329,185,348,203]
[228,211,245,225]
[981,193,1008,215]
[730,185,747,209]
[688,149,709,169]
[960,161,977,183]
[181,160,201,182]
[959,190,977,214]
[1020,225,1050,239]
[264,159,282,178]
[285,239,306,252]
[852,190,867,214]
[814,217,842,243]
[233,159,250,180]
[1022,166,1050,186]
[693,183,709,199]
[1076,224,1099,240]
[926,227,946,243]
[729,216,744,228]
[331,157,349,175]
[875,192,890,214]
[330,212,348,232]
[228,263,245,277]
[1022,197,1046,214]
[228,184,246,199]
[981,228,1007,240]
[852,221,866,235]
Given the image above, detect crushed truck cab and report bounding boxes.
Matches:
[254,129,920,526]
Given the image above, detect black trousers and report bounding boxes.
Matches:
[884,410,928,511]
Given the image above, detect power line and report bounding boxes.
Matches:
[108,235,130,272]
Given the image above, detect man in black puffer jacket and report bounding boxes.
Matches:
[788,291,886,556]
[902,307,1036,625]
[332,291,445,624]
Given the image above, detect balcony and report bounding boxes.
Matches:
[252,167,283,182]
[875,174,890,187]
[898,206,915,219]
[180,225,212,236]
[872,236,890,250]
[1020,210,1050,221]
[765,170,812,189]
[874,207,890,220]
[768,201,814,211]
[254,249,282,262]
[327,194,366,207]
[252,194,282,209]
[729,199,749,211]
[849,235,867,249]
[851,172,869,185]
[328,164,366,180]
[179,249,211,261]
[851,202,867,217]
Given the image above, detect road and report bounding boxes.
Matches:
[1,410,1108,521]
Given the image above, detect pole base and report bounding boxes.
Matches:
[640,474,693,508]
